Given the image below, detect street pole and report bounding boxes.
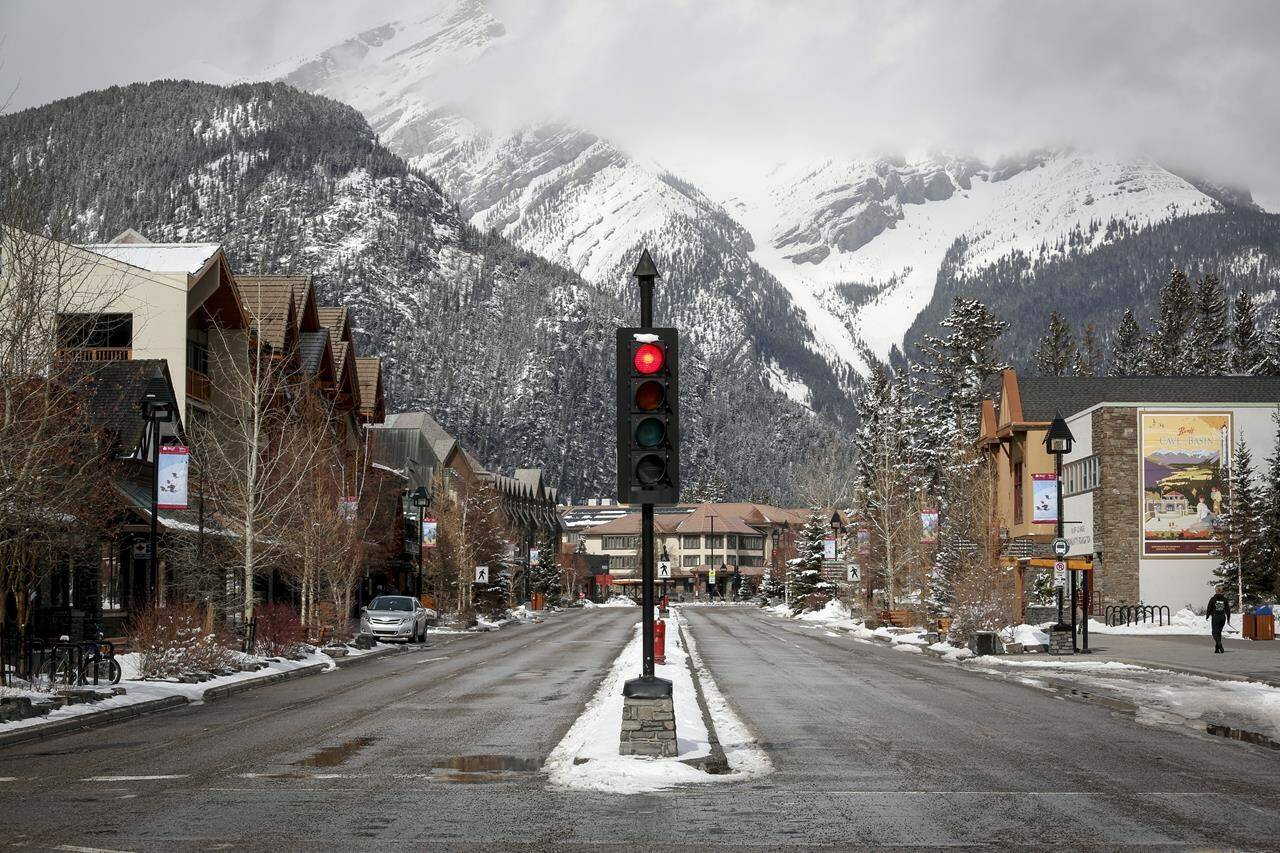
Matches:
[1060,450,1077,652]
[149,409,160,606]
[709,513,715,599]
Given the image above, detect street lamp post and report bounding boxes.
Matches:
[575,540,587,600]
[410,486,431,600]
[1044,412,1076,652]
[140,377,175,607]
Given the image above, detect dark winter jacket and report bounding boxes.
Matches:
[1206,594,1232,622]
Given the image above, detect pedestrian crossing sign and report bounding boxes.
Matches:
[658,561,671,579]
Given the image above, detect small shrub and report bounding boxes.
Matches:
[253,603,307,657]
[129,603,239,678]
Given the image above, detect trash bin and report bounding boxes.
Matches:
[1245,605,1275,641]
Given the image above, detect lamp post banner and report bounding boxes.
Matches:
[156,445,189,510]
[823,537,837,560]
[1032,473,1058,525]
[421,518,438,548]
[920,509,939,544]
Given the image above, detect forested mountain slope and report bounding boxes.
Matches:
[0,80,840,502]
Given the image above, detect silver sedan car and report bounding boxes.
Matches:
[359,596,436,642]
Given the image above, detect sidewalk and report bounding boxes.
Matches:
[1079,633,1280,687]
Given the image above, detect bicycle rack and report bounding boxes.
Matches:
[1104,603,1171,627]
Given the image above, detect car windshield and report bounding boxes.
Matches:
[368,596,413,612]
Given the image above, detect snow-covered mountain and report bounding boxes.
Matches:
[726,153,1226,363]
[279,0,1280,387]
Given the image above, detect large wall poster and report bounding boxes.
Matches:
[1140,411,1232,556]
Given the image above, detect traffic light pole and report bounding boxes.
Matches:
[624,249,670,700]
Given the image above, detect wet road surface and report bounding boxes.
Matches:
[3,605,1279,850]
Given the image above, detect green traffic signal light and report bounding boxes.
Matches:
[635,416,666,448]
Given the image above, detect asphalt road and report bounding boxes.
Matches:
[2,605,1279,851]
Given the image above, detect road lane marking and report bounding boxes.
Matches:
[414,656,449,663]
[56,845,135,853]
[80,774,188,782]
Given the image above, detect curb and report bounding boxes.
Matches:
[0,695,188,749]
[1089,657,1280,690]
[331,643,412,668]
[203,662,329,700]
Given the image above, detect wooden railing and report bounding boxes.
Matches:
[187,368,212,403]
[57,347,132,362]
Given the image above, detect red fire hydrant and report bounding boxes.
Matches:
[654,619,667,664]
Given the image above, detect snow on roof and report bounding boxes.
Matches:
[78,242,222,276]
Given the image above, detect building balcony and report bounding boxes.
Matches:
[57,346,132,362]
[187,368,212,403]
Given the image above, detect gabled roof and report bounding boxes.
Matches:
[584,513,682,536]
[78,242,222,277]
[291,277,320,334]
[674,504,760,535]
[378,411,459,468]
[235,276,297,350]
[994,368,1280,427]
[299,329,335,379]
[355,357,384,423]
[317,306,351,342]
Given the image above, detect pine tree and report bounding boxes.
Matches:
[1214,433,1268,603]
[1149,267,1195,373]
[1258,313,1280,376]
[1073,323,1104,376]
[1229,290,1264,375]
[759,569,785,601]
[1109,309,1145,376]
[1254,414,1280,601]
[534,537,562,603]
[787,510,831,612]
[1033,311,1075,376]
[1186,274,1228,375]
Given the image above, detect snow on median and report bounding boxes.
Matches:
[544,610,771,793]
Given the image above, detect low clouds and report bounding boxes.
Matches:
[3,0,1279,205]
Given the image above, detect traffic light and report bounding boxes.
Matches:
[617,327,679,504]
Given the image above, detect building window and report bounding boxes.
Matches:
[740,535,764,551]
[704,534,724,549]
[738,555,764,567]
[56,313,133,351]
[608,554,638,570]
[681,535,701,549]
[603,535,639,550]
[1013,462,1024,525]
[187,327,210,375]
[1063,455,1101,497]
[682,554,702,567]
[725,534,738,549]
[100,544,121,612]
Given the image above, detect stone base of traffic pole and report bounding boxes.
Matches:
[620,693,678,758]
[1047,625,1074,655]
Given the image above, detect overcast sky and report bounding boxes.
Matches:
[3,0,1280,207]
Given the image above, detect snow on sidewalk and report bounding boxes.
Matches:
[1085,607,1241,637]
[544,610,771,793]
[1,651,336,736]
[966,654,1280,744]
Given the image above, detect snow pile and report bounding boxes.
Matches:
[929,641,974,661]
[544,611,771,792]
[599,596,638,608]
[1003,624,1051,647]
[1087,607,1240,636]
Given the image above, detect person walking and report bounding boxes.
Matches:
[1206,587,1232,653]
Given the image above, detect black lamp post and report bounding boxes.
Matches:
[410,486,431,599]
[140,377,175,607]
[575,540,587,600]
[1043,412,1076,649]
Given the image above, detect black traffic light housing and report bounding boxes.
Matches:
[616,327,679,504]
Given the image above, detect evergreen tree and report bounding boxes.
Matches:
[759,569,785,601]
[1109,309,1145,376]
[1072,323,1104,376]
[787,511,831,611]
[1148,267,1195,372]
[1032,311,1075,376]
[1229,290,1264,375]
[1258,313,1280,376]
[531,536,562,602]
[1213,433,1269,603]
[1254,414,1280,600]
[1186,274,1228,375]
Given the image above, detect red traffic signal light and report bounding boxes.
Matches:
[634,343,664,375]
